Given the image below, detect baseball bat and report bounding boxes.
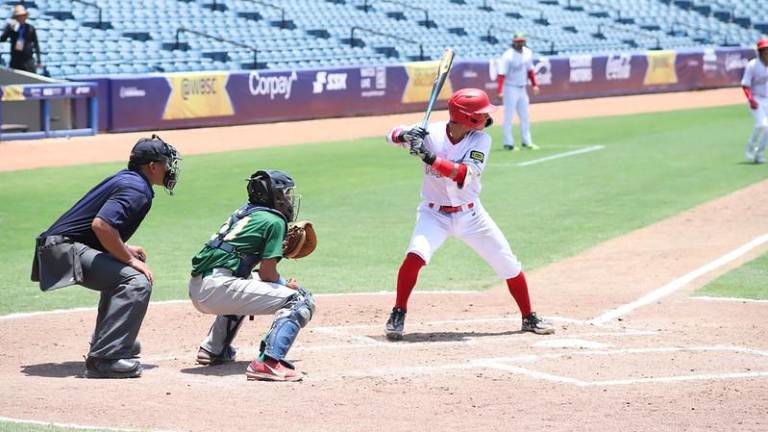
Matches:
[420,48,455,129]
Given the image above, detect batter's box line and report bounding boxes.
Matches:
[303,316,656,352]
[475,345,768,387]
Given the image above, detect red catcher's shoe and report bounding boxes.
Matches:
[246,358,303,382]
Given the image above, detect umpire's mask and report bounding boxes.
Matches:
[129,134,182,195]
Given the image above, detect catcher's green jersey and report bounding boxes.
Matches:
[191,210,286,276]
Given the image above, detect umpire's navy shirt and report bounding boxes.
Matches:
[43,169,154,251]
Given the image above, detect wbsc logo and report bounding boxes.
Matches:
[313,71,347,94]
[249,71,298,100]
[181,77,217,101]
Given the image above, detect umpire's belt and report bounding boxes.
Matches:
[428,202,474,214]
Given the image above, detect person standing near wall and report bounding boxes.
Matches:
[0,5,42,73]
[741,38,768,164]
[496,32,540,151]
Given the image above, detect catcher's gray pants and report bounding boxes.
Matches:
[77,243,152,359]
[188,268,297,355]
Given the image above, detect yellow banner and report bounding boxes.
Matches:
[401,61,453,104]
[1,85,25,101]
[643,51,678,86]
[163,72,234,120]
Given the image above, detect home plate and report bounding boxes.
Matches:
[533,338,611,349]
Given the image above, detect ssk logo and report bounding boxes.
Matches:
[249,71,298,100]
[119,86,145,98]
[313,71,347,94]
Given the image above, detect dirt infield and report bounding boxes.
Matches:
[2,88,768,431]
[0,87,743,172]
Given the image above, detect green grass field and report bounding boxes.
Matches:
[1,104,767,315]
[0,421,116,432]
[696,250,768,299]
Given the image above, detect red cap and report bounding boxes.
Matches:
[758,38,768,50]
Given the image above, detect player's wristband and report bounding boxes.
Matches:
[276,276,287,286]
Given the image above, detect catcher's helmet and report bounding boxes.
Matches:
[758,38,768,51]
[247,170,299,222]
[448,88,497,129]
[128,134,182,194]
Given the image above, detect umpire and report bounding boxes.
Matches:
[31,135,181,379]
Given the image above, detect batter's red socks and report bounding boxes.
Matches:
[394,252,425,310]
[506,272,532,317]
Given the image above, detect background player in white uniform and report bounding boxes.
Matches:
[383,88,554,340]
[741,38,768,164]
[497,32,540,151]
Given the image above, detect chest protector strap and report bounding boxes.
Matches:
[206,204,287,277]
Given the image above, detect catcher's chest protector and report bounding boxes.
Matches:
[205,204,287,277]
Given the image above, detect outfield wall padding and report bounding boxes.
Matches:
[75,47,754,132]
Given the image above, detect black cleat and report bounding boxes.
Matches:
[521,312,555,335]
[196,345,237,366]
[84,357,142,379]
[385,307,406,341]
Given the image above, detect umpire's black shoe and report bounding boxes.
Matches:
[84,357,142,379]
[130,339,142,358]
[385,307,406,341]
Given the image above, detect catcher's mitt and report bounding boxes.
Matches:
[283,221,317,259]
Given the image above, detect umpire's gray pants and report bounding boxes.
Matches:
[189,268,296,355]
[77,244,152,359]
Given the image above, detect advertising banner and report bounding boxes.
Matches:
[94,46,754,132]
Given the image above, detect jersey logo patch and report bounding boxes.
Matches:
[470,151,485,163]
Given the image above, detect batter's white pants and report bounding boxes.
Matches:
[406,201,522,280]
[746,96,768,163]
[502,85,532,148]
[188,268,297,355]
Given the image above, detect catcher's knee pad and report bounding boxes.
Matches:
[260,289,315,361]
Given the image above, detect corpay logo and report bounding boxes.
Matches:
[249,71,298,100]
[313,71,347,94]
[725,53,749,72]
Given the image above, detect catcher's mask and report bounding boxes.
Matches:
[128,134,182,195]
[246,170,300,222]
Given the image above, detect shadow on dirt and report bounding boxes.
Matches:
[21,362,157,378]
[180,361,251,376]
[369,330,523,343]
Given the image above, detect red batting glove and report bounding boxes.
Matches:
[749,99,759,110]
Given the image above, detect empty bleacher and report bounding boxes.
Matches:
[0,0,763,78]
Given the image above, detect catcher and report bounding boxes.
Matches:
[188,169,317,382]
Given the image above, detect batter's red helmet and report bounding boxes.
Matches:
[758,38,768,51]
[448,88,497,129]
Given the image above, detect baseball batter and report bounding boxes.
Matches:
[741,38,768,164]
[497,32,540,151]
[384,88,554,340]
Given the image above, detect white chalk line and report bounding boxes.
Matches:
[590,233,768,325]
[336,345,768,385]
[492,145,605,167]
[0,415,178,432]
[691,295,768,304]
